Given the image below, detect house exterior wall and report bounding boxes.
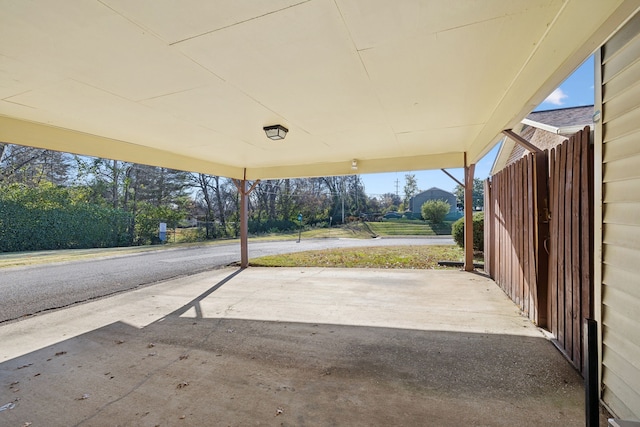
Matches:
[409,188,457,215]
[596,12,640,420]
[505,127,568,168]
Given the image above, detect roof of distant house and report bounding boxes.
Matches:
[491,105,594,174]
[412,187,454,196]
[526,105,594,128]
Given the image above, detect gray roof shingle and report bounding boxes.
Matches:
[526,105,593,128]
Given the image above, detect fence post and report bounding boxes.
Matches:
[464,154,476,272]
[534,151,549,328]
[584,318,599,427]
[484,178,493,277]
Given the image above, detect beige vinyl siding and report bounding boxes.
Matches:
[599,11,640,420]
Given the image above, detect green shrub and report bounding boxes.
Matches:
[0,183,132,252]
[421,200,450,223]
[452,212,484,251]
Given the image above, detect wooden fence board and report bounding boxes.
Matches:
[557,142,566,349]
[534,151,549,327]
[523,157,531,317]
[549,147,558,337]
[571,129,582,368]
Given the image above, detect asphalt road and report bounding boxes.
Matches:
[0,237,453,323]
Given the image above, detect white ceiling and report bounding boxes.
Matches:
[1,0,638,179]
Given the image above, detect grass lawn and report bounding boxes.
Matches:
[366,220,452,236]
[249,245,470,269]
[271,223,374,240]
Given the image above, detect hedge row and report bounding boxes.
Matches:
[0,185,132,252]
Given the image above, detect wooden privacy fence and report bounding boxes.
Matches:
[484,152,549,327]
[484,127,593,372]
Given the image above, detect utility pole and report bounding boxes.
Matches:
[395,178,400,196]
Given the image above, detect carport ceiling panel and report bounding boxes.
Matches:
[0,55,65,101]
[334,0,559,51]
[175,0,390,141]
[0,1,212,103]
[394,125,484,157]
[346,1,564,136]
[100,0,305,45]
[139,84,335,165]
[0,79,259,166]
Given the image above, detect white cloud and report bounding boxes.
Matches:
[544,88,568,106]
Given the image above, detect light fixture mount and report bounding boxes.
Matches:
[263,124,288,140]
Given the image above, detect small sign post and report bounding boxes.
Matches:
[159,222,167,243]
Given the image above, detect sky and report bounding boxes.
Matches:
[360,56,595,198]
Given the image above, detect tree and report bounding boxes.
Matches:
[403,174,419,209]
[454,178,484,211]
[378,193,401,212]
[322,176,350,224]
[421,200,451,223]
[1,143,71,186]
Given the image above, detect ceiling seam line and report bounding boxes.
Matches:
[96,0,168,44]
[169,0,313,46]
[331,0,399,145]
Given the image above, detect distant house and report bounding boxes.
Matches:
[409,187,457,216]
[491,105,593,174]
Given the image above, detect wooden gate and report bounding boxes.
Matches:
[484,126,593,372]
[547,127,593,371]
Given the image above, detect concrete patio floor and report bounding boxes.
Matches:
[0,267,608,426]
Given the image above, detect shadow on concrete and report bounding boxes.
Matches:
[166,268,243,319]
[0,314,609,426]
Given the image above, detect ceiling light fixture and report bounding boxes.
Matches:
[263,124,288,140]
[351,159,358,170]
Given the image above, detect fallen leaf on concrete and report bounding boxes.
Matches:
[179,415,186,419]
[275,407,284,416]
[226,329,234,333]
[10,381,19,386]
[34,373,41,377]
[55,351,66,356]
[147,343,155,348]
[75,394,90,401]
[23,422,32,427]
[148,352,157,356]
[17,363,32,369]
[179,354,189,360]
[115,340,124,345]
[177,381,189,389]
